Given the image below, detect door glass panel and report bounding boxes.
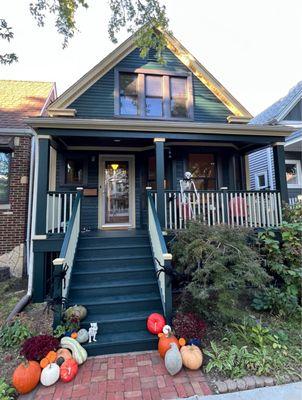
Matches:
[104,161,130,224]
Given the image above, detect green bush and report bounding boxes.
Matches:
[0,378,16,400]
[0,319,32,348]
[171,222,269,324]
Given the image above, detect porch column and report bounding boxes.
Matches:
[35,135,50,235]
[154,138,165,228]
[273,142,289,203]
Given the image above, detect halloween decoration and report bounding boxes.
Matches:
[60,359,78,383]
[180,344,203,370]
[76,328,89,344]
[158,325,180,358]
[65,305,87,321]
[40,363,60,386]
[147,313,166,335]
[60,336,87,365]
[12,361,41,394]
[88,323,98,343]
[164,342,183,376]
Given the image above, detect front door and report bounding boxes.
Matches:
[99,155,135,229]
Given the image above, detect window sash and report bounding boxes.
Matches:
[0,152,10,204]
[285,159,302,188]
[255,171,268,190]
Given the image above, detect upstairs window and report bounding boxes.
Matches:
[116,70,193,119]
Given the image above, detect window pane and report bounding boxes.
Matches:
[258,174,266,188]
[146,75,162,97]
[66,159,83,184]
[120,96,138,115]
[188,154,216,189]
[146,98,163,117]
[0,152,10,203]
[171,99,187,118]
[286,163,298,185]
[171,77,188,117]
[119,73,137,96]
[170,77,187,98]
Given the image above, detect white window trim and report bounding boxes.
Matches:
[285,159,302,188]
[255,170,268,190]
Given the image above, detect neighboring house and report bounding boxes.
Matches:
[248,82,302,203]
[0,80,56,277]
[26,27,294,355]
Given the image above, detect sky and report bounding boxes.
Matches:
[1,0,302,116]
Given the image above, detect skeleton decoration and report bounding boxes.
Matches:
[179,172,198,218]
[88,322,98,343]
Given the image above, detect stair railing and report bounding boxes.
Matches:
[52,188,83,327]
[147,188,172,324]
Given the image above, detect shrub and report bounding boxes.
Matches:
[20,334,59,361]
[171,222,269,324]
[0,320,32,348]
[0,378,16,400]
[172,312,206,341]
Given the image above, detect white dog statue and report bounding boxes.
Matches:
[88,322,98,343]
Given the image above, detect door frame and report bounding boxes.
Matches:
[98,154,136,229]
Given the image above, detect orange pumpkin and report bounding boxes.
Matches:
[12,360,41,394]
[46,351,57,363]
[56,348,72,362]
[179,338,186,347]
[40,357,50,369]
[71,332,78,339]
[158,325,180,358]
[60,359,78,382]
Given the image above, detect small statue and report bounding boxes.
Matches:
[88,322,98,343]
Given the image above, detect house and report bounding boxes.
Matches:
[25,28,294,355]
[248,82,302,203]
[0,80,56,278]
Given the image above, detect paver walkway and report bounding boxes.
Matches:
[30,350,212,400]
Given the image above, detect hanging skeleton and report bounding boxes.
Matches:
[179,172,199,219]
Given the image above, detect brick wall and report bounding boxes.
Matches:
[0,135,31,274]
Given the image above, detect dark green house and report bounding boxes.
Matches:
[27,28,293,355]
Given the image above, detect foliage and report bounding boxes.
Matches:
[1,0,169,64]
[172,312,206,341]
[53,324,66,338]
[20,334,59,362]
[0,378,16,400]
[282,201,302,223]
[171,222,269,323]
[0,320,32,349]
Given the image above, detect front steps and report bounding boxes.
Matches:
[69,230,162,356]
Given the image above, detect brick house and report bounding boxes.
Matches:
[0,80,56,277]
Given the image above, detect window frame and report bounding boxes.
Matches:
[0,151,11,205]
[255,170,268,190]
[60,155,88,187]
[114,68,194,120]
[285,159,302,188]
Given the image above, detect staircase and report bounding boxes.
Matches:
[68,230,163,356]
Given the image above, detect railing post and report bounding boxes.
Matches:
[220,187,229,224]
[273,143,289,203]
[36,136,50,235]
[52,257,65,328]
[154,138,166,229]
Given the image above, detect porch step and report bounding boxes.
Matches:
[68,231,163,356]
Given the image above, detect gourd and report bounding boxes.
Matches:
[164,343,183,376]
[65,305,87,321]
[60,359,78,383]
[60,336,87,365]
[56,348,72,362]
[40,363,60,386]
[76,329,89,344]
[147,313,166,335]
[40,357,50,369]
[158,325,180,358]
[12,360,41,394]
[180,344,203,370]
[71,332,78,339]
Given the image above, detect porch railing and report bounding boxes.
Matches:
[52,189,83,327]
[46,191,77,234]
[147,189,172,323]
[152,189,283,230]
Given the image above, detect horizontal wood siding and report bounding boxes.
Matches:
[69,47,230,122]
[249,147,275,189]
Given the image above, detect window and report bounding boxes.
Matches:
[65,159,84,184]
[116,70,192,119]
[285,160,302,188]
[0,152,10,203]
[255,171,268,190]
[188,154,216,190]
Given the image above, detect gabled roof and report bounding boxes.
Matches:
[249,81,302,125]
[48,28,252,118]
[0,80,56,129]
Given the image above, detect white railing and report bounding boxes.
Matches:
[46,191,77,234]
[152,190,283,230]
[289,196,302,207]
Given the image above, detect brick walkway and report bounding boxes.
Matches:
[33,351,212,400]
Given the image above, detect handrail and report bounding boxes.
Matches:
[52,188,83,327]
[147,189,172,323]
[46,191,77,234]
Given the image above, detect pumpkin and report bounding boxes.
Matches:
[179,338,186,347]
[40,363,60,386]
[56,348,72,362]
[147,313,166,335]
[46,351,57,363]
[60,336,87,365]
[40,357,50,369]
[12,360,41,394]
[158,325,180,358]
[71,332,78,339]
[180,344,203,370]
[60,359,78,383]
[76,328,89,344]
[56,356,65,367]
[65,305,87,321]
[165,342,183,376]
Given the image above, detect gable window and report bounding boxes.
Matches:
[116,69,193,119]
[188,153,216,190]
[0,152,10,204]
[255,171,268,190]
[285,160,302,188]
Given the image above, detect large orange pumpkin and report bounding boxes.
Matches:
[158,325,180,358]
[12,360,41,394]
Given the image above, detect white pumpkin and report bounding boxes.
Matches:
[164,342,183,376]
[76,328,89,344]
[40,363,60,386]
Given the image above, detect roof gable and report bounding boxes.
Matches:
[48,28,251,118]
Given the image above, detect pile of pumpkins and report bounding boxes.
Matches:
[147,313,203,376]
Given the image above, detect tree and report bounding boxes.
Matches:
[1,0,169,65]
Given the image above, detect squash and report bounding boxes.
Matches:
[165,342,183,376]
[60,359,78,383]
[71,332,78,339]
[76,329,89,344]
[65,305,87,321]
[56,348,72,362]
[158,325,180,358]
[46,351,57,363]
[40,357,50,369]
[60,336,87,365]
[12,360,41,394]
[179,338,186,347]
[147,313,166,335]
[40,363,60,386]
[180,344,203,370]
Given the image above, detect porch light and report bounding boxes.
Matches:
[111,163,119,171]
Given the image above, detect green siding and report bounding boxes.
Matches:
[70,47,230,122]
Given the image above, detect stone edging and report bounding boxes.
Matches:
[215,374,301,394]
